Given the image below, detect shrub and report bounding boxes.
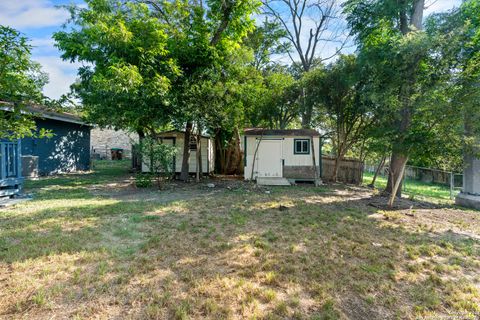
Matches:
[135,137,177,188]
[135,173,154,188]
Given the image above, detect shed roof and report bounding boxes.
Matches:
[159,130,210,139]
[0,101,89,126]
[244,128,320,137]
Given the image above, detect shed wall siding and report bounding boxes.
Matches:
[21,118,91,175]
[243,135,320,180]
[142,133,214,174]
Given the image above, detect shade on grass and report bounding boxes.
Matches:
[1,161,478,319]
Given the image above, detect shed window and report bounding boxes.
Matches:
[294,139,310,154]
[189,135,197,151]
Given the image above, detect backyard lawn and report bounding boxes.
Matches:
[1,161,479,319]
[363,172,459,203]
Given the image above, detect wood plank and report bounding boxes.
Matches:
[0,188,19,197]
[0,177,24,187]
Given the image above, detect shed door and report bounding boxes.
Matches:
[256,140,283,178]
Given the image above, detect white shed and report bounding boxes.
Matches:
[242,128,322,184]
[142,130,214,175]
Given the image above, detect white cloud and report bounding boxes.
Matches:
[34,56,81,99]
[30,36,80,99]
[0,0,70,29]
[31,36,58,56]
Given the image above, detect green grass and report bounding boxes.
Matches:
[363,171,459,202]
[24,159,131,189]
[0,161,478,319]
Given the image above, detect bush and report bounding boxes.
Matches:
[135,173,154,188]
[135,137,177,188]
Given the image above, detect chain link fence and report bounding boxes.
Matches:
[364,164,463,200]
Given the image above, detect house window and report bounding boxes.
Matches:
[294,139,310,154]
[189,135,197,151]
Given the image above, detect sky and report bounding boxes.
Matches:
[0,0,463,100]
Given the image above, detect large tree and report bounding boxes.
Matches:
[258,71,301,129]
[306,54,376,182]
[344,0,474,205]
[143,0,259,180]
[244,18,291,71]
[55,0,259,180]
[263,0,348,127]
[0,26,49,139]
[54,1,177,137]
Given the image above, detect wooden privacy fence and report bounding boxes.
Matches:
[321,156,364,185]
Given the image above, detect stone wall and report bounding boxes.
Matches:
[90,128,138,159]
[284,166,317,180]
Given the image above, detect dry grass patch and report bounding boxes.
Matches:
[0,161,479,319]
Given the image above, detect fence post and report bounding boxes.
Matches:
[450,172,454,200]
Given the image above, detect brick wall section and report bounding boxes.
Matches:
[90,128,139,159]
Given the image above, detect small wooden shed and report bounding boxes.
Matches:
[0,139,23,197]
[141,130,214,175]
[242,128,322,184]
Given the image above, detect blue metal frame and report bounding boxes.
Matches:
[0,139,23,197]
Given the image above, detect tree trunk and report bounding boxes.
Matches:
[311,136,320,186]
[132,129,145,171]
[180,121,192,182]
[214,128,243,175]
[388,155,408,207]
[386,153,408,197]
[227,128,242,174]
[332,144,345,182]
[301,86,312,129]
[250,134,264,181]
[214,130,226,174]
[411,0,424,30]
[385,0,423,201]
[198,135,203,176]
[196,130,202,182]
[369,155,386,187]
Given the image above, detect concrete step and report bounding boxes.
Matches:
[256,177,291,186]
[0,196,32,208]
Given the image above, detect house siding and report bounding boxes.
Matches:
[21,118,91,175]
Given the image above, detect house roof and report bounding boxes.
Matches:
[0,101,89,126]
[244,128,320,137]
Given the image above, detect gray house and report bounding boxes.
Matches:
[21,107,91,176]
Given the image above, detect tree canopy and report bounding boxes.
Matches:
[0,25,49,139]
[49,0,480,192]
